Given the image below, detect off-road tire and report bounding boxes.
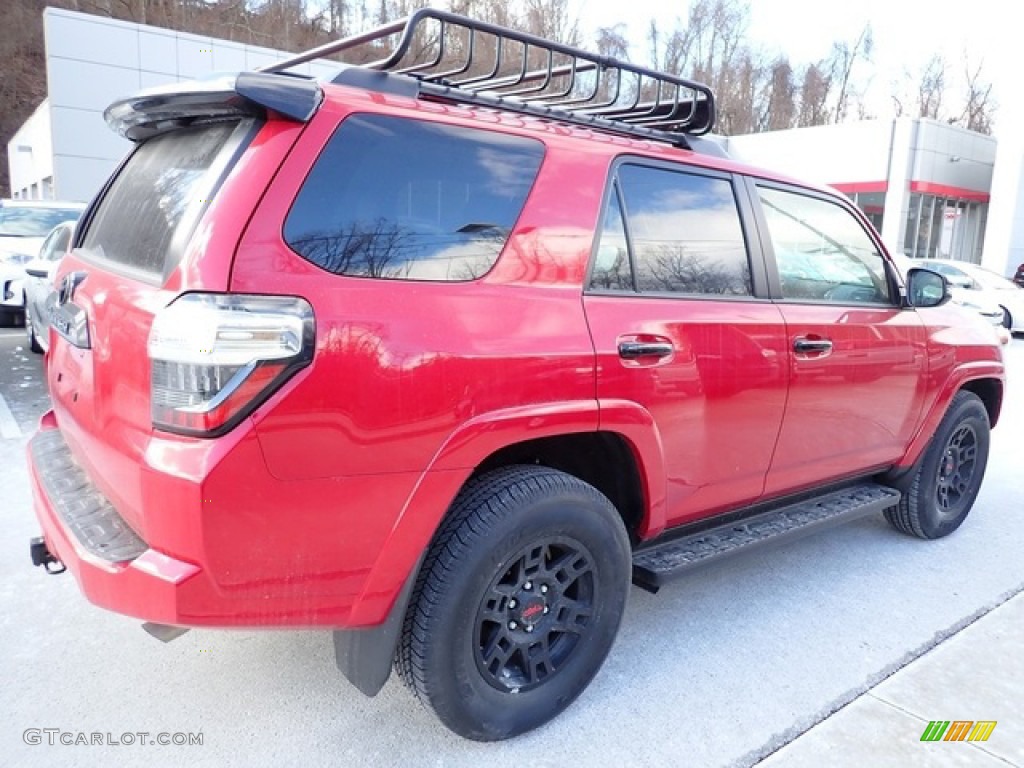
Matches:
[885,391,990,539]
[396,465,630,741]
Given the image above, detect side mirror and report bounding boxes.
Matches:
[906,267,949,308]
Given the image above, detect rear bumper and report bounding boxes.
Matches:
[29,422,205,625]
[27,412,428,629]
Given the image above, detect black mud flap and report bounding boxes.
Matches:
[332,554,424,697]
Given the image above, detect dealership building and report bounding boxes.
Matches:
[7,7,1023,278]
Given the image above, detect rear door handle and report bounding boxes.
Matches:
[793,337,833,354]
[618,341,674,359]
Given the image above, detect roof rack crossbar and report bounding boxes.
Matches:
[445,30,506,87]
[498,48,559,97]
[457,60,594,95]
[259,7,716,143]
[393,20,446,75]
[424,26,477,80]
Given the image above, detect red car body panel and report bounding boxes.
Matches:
[763,303,929,497]
[27,76,1006,631]
[583,295,790,528]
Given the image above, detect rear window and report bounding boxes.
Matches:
[80,119,252,280]
[284,115,544,281]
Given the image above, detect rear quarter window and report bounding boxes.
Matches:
[283,115,544,281]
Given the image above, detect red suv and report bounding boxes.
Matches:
[27,10,1004,741]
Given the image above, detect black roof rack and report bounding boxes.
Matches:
[259,7,716,149]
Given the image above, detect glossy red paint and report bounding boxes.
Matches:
[764,304,929,496]
[584,295,790,528]
[894,303,1005,468]
[27,74,1006,633]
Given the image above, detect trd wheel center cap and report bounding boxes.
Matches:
[514,596,547,627]
[942,453,956,478]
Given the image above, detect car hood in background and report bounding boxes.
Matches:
[0,235,46,259]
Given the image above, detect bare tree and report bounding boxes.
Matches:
[643,0,766,134]
[828,24,872,123]
[797,63,831,127]
[957,59,995,134]
[718,50,761,134]
[763,55,796,131]
[595,23,629,61]
[523,0,578,45]
[917,54,945,119]
[644,246,748,295]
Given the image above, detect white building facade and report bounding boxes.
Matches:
[7,7,335,203]
[7,100,55,201]
[726,119,998,268]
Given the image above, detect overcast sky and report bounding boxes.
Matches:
[569,0,1018,133]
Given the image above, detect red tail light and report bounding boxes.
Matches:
[147,293,314,436]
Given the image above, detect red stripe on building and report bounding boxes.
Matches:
[829,181,888,194]
[909,181,990,203]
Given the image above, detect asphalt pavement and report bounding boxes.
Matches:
[1,327,1022,767]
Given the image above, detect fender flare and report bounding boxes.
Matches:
[332,399,666,695]
[896,362,1004,471]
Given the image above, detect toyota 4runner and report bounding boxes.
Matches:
[27,9,1004,741]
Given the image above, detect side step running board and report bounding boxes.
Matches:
[632,482,900,592]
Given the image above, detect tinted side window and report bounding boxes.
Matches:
[758,187,892,304]
[589,185,632,291]
[284,115,544,282]
[617,164,751,296]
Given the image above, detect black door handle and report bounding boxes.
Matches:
[618,341,674,359]
[793,337,833,354]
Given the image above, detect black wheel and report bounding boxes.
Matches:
[25,309,43,354]
[885,391,990,539]
[396,465,630,741]
[1000,306,1012,330]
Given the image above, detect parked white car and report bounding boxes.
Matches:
[888,252,1008,344]
[23,220,76,353]
[0,199,86,325]
[918,259,1024,334]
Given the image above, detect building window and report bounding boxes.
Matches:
[903,193,922,258]
[904,192,986,264]
[849,191,885,231]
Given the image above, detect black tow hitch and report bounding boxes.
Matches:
[29,537,66,575]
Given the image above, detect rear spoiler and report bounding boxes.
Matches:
[104,71,323,141]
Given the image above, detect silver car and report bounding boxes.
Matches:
[23,220,75,353]
[0,199,85,325]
